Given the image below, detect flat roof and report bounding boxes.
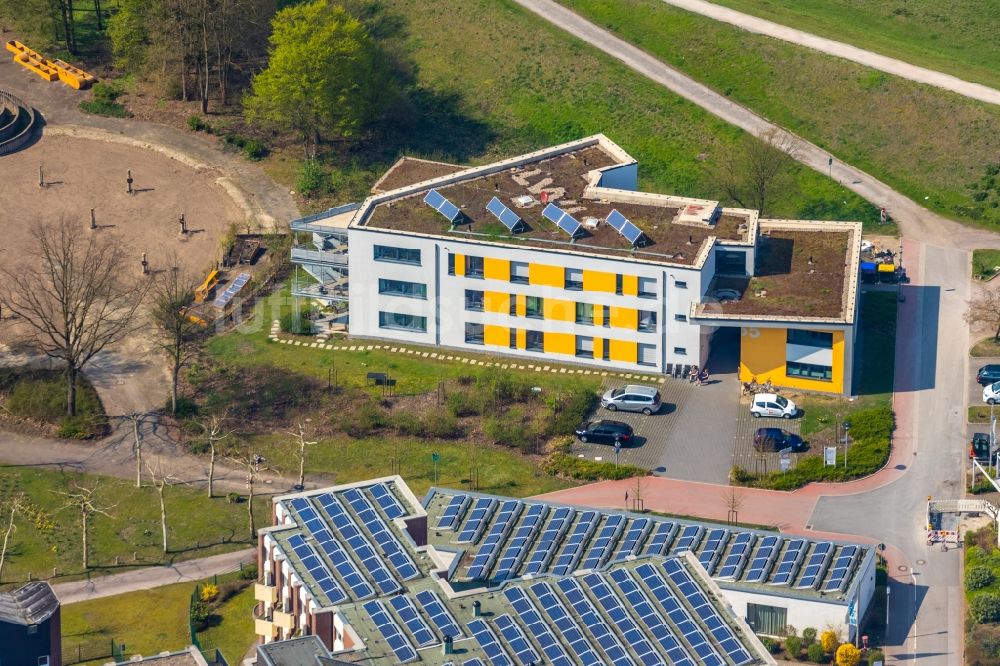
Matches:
[352,136,756,268]
[371,157,466,194]
[0,581,58,626]
[694,220,861,324]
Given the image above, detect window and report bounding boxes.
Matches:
[378,311,427,332]
[674,347,687,355]
[638,276,657,298]
[674,314,688,322]
[746,603,788,637]
[576,302,594,325]
[526,330,544,351]
[374,245,420,265]
[465,256,484,278]
[615,273,624,295]
[638,343,657,367]
[510,296,518,316]
[716,250,747,275]
[787,361,833,382]
[465,289,484,311]
[465,322,485,345]
[602,342,610,361]
[509,329,517,349]
[37,658,50,666]
[526,296,543,319]
[576,336,594,359]
[447,253,456,275]
[675,280,688,289]
[565,267,584,290]
[378,278,426,299]
[787,329,834,349]
[26,626,38,635]
[510,261,529,284]
[638,310,657,332]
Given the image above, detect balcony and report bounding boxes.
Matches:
[291,276,349,301]
[291,245,348,267]
[254,582,278,604]
[273,609,295,631]
[289,203,359,234]
[253,606,278,639]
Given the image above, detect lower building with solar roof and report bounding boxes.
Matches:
[253,476,874,664]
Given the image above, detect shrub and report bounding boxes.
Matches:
[79,82,129,117]
[226,492,242,504]
[967,565,996,591]
[970,592,1000,623]
[544,388,597,436]
[758,636,780,653]
[730,465,754,484]
[970,478,996,494]
[835,642,860,666]
[342,402,387,438]
[190,601,212,630]
[820,630,839,653]
[543,453,646,481]
[243,139,267,160]
[423,411,461,439]
[806,642,824,663]
[57,417,94,439]
[446,389,482,417]
[297,160,327,197]
[785,635,802,658]
[484,409,540,452]
[167,396,199,417]
[279,309,314,335]
[866,649,884,665]
[802,627,817,647]
[200,583,219,602]
[392,411,424,437]
[241,563,258,580]
[187,115,209,131]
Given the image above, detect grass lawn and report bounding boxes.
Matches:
[272,0,882,228]
[972,336,1000,358]
[196,579,258,664]
[0,367,106,439]
[0,468,265,585]
[973,250,1000,280]
[970,406,993,424]
[704,0,1000,91]
[61,581,192,665]
[556,0,1000,230]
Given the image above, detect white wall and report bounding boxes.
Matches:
[720,588,851,638]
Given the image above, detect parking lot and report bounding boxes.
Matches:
[732,395,805,474]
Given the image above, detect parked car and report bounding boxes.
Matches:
[575,420,634,445]
[753,428,806,453]
[971,432,992,463]
[749,393,798,419]
[601,385,662,415]
[978,365,1000,386]
[984,381,1000,405]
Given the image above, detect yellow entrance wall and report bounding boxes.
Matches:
[484,325,508,347]
[739,327,845,394]
[484,257,510,281]
[544,332,575,356]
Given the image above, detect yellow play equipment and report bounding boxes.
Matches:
[194,270,219,303]
[5,40,96,89]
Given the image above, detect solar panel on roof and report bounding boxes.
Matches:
[468,619,514,666]
[580,514,627,570]
[423,189,463,224]
[288,498,373,600]
[550,510,599,575]
[608,568,695,666]
[415,590,463,639]
[486,197,527,233]
[612,518,653,563]
[530,582,603,665]
[744,535,782,583]
[342,488,421,581]
[717,532,756,580]
[286,533,348,604]
[697,528,730,576]
[437,494,470,531]
[315,493,399,595]
[606,209,647,246]
[457,498,497,543]
[504,587,574,666]
[644,521,679,557]
[522,506,574,575]
[388,595,437,647]
[581,573,663,666]
[542,203,583,238]
[369,483,406,519]
[770,538,808,586]
[796,541,834,589]
[823,544,861,593]
[213,272,251,308]
[670,524,705,556]
[495,614,540,665]
[363,600,418,663]
[467,500,523,580]
[557,577,636,666]
[493,503,547,581]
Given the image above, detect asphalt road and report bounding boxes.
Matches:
[656,0,1000,107]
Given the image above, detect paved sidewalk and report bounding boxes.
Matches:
[52,548,255,604]
[656,0,1000,106]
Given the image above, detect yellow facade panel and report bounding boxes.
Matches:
[608,339,638,364]
[453,253,465,277]
[544,332,575,356]
[583,270,616,293]
[484,325,509,347]
[516,328,526,349]
[738,327,845,395]
[621,274,639,296]
[515,294,526,317]
[594,338,605,360]
[484,291,510,314]
[528,262,564,287]
[594,304,605,327]
[543,298,575,322]
[484,257,510,281]
[608,306,639,330]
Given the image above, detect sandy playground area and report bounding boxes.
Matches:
[0,133,244,277]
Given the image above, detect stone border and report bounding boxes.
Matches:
[0,90,37,156]
[267,320,661,382]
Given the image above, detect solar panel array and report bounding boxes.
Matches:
[343,488,421,581]
[468,619,513,666]
[286,533,347,604]
[467,500,523,579]
[363,600,417,663]
[542,203,583,238]
[557,577,635,666]
[369,483,406,520]
[486,197,527,233]
[414,590,463,639]
[445,493,864,593]
[315,493,399,595]
[437,494,470,531]
[606,209,647,246]
[212,272,250,309]
[423,189,463,223]
[288,498,372,600]
[494,614,540,665]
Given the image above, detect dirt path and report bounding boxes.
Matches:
[653,0,1000,107]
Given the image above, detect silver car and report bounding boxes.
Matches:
[601,384,662,415]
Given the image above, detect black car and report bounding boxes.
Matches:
[978,365,1000,386]
[971,433,992,462]
[753,427,806,453]
[575,420,634,445]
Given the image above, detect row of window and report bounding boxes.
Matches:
[462,324,663,365]
[787,328,834,349]
[464,290,659,331]
[786,360,833,381]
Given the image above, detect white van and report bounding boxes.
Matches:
[750,393,798,419]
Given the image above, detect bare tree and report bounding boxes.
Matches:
[149,263,204,414]
[146,458,180,553]
[55,483,115,569]
[289,422,317,490]
[967,289,1000,341]
[199,412,235,498]
[715,128,800,216]
[627,474,647,512]
[119,412,151,488]
[0,493,28,582]
[226,447,267,540]
[723,487,744,526]
[0,220,146,416]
